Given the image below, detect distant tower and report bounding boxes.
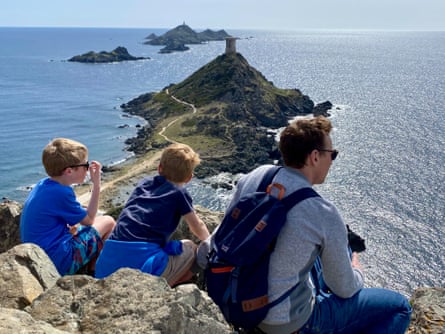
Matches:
[225,37,237,54]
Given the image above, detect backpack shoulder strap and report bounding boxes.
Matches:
[257,166,282,192]
[266,187,320,310]
[281,187,320,210]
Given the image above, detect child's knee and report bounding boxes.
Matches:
[106,216,116,231]
[92,215,116,240]
[181,240,197,257]
[182,239,197,249]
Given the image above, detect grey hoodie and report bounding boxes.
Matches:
[226,165,364,334]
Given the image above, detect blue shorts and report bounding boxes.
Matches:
[68,225,103,274]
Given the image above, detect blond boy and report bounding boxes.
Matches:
[95,143,209,286]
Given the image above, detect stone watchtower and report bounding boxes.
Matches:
[225,37,238,54]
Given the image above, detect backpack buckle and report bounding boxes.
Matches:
[266,183,286,200]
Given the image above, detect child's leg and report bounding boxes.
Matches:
[91,215,116,240]
[68,226,104,275]
[161,240,197,287]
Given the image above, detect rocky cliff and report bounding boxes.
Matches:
[1,201,444,333]
[120,52,332,178]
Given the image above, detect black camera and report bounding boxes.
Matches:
[346,224,366,253]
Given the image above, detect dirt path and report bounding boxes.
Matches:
[158,89,197,142]
[77,91,196,207]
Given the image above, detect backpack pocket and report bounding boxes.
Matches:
[206,255,271,330]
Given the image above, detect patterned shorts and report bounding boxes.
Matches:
[68,225,103,275]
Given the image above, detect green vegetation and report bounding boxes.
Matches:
[122,52,317,176]
[152,92,190,116]
[105,205,124,220]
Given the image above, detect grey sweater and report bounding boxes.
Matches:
[228,165,364,334]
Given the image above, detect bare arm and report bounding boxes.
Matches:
[182,211,210,241]
[80,160,101,226]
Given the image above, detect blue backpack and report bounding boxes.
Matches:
[205,166,320,331]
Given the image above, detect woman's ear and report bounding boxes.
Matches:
[158,164,162,174]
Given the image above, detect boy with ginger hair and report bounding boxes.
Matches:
[95,143,210,287]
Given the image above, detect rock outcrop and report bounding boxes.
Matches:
[0,243,59,310]
[407,287,445,334]
[25,268,230,333]
[159,40,190,53]
[0,200,21,253]
[0,307,69,333]
[68,46,149,63]
[145,23,231,53]
[1,200,443,333]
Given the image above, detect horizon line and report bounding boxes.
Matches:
[1,25,444,33]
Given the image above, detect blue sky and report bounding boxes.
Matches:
[1,0,444,31]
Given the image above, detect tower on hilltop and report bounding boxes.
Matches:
[225,37,238,54]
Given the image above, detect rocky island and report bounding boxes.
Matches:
[68,46,149,63]
[121,41,332,178]
[145,23,232,53]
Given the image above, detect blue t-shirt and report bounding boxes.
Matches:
[20,177,87,275]
[110,175,194,247]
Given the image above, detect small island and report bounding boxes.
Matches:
[68,46,149,63]
[145,23,231,54]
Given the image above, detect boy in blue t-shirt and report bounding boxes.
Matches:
[20,138,116,276]
[95,143,210,287]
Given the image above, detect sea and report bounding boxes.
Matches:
[0,27,444,297]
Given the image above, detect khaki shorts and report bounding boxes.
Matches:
[161,239,197,286]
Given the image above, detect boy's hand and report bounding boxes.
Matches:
[68,224,79,235]
[88,160,102,186]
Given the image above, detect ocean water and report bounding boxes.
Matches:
[0,27,226,200]
[0,27,444,297]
